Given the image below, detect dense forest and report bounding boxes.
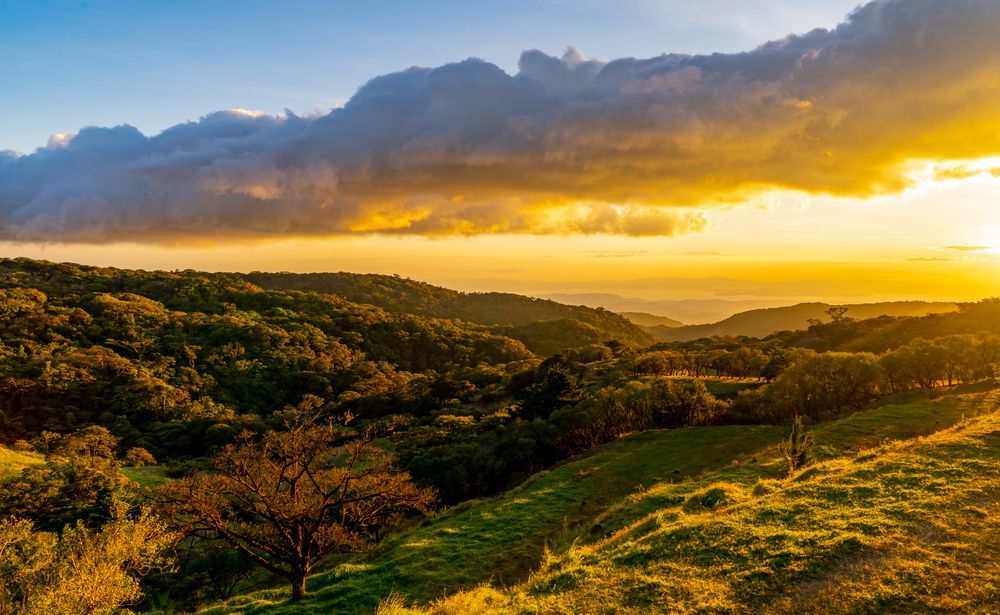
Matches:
[243,271,654,354]
[1,258,999,613]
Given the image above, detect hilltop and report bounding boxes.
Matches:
[651,301,958,341]
[619,312,684,328]
[539,293,778,325]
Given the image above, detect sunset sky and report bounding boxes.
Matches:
[2,0,999,304]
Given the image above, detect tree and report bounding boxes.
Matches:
[0,502,176,615]
[125,447,157,467]
[51,426,118,463]
[825,306,851,324]
[0,459,131,532]
[517,364,581,420]
[767,352,883,420]
[781,416,813,476]
[158,415,435,600]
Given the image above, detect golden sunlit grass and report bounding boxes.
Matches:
[204,383,1000,614]
[403,389,1000,613]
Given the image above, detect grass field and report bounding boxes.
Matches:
[121,464,171,488]
[203,424,784,614]
[0,445,172,490]
[0,445,44,479]
[397,384,1000,613]
[203,382,1000,614]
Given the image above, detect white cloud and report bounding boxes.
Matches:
[1,0,999,243]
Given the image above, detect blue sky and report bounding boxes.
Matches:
[2,0,999,304]
[1,0,861,154]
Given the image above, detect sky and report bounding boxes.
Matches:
[2,0,999,304]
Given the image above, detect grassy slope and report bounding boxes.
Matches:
[121,465,170,488]
[0,446,44,479]
[408,384,1000,614]
[206,383,998,614]
[204,425,782,614]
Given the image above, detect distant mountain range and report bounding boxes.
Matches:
[646,301,959,341]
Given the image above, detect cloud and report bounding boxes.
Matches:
[2,0,1000,243]
[943,244,991,252]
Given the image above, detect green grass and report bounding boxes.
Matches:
[813,380,1000,456]
[202,426,784,614]
[204,382,1000,614]
[0,445,44,479]
[122,465,170,488]
[702,379,764,399]
[412,388,1000,613]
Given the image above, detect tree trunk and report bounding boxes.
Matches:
[290,572,307,601]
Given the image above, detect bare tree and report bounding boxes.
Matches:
[158,415,434,600]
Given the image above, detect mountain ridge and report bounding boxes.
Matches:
[649,300,959,341]
[243,271,654,354]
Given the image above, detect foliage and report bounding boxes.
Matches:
[0,258,534,462]
[243,271,654,352]
[0,502,177,614]
[781,415,813,476]
[0,427,135,532]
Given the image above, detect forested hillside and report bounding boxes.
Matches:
[2,257,999,614]
[244,272,653,354]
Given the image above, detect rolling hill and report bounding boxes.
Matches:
[414,389,1000,614]
[649,301,959,341]
[244,272,653,354]
[201,382,1000,614]
[539,293,779,325]
[619,312,684,328]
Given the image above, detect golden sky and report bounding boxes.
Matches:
[6,169,998,303]
[2,0,999,304]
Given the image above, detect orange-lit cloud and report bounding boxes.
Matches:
[2,0,1000,243]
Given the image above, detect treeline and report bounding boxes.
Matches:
[631,332,1000,421]
[762,298,1000,353]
